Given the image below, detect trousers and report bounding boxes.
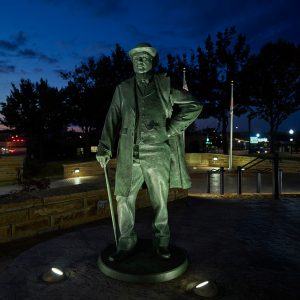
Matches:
[116,143,171,250]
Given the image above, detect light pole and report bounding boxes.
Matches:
[289,129,294,154]
[247,112,255,154]
[229,81,234,170]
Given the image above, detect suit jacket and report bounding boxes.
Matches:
[98,73,202,196]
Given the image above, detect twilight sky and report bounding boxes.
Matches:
[0,0,299,133]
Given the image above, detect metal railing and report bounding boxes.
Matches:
[206,154,283,199]
[240,156,268,171]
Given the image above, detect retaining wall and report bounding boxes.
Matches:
[0,156,24,183]
[0,187,187,244]
[63,153,300,178]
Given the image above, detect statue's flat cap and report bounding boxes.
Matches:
[129,43,157,58]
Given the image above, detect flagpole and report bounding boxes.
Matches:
[229,80,234,170]
[182,67,188,151]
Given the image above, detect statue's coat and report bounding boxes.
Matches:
[99,74,202,196]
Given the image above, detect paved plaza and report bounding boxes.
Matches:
[0,195,299,299]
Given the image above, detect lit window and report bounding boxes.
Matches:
[91,146,97,153]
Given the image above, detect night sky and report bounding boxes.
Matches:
[0,0,299,132]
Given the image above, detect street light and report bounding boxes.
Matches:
[256,133,260,138]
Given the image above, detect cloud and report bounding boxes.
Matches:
[0,61,16,73]
[91,0,126,17]
[0,31,27,51]
[14,31,27,45]
[130,0,299,52]
[36,0,126,17]
[53,68,68,76]
[0,31,57,64]
[18,49,58,64]
[0,40,19,51]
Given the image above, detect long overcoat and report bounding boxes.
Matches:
[98,74,202,197]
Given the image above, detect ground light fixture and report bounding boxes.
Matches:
[193,280,218,298]
[42,267,67,283]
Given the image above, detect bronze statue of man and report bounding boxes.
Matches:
[96,43,202,262]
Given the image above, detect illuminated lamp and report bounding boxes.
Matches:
[193,280,218,298]
[74,168,80,174]
[42,267,67,283]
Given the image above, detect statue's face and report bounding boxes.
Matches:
[132,52,153,74]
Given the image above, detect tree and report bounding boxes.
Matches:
[0,79,69,160]
[61,44,133,157]
[195,27,250,153]
[243,40,300,152]
[164,28,251,152]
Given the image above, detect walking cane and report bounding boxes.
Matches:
[103,164,118,248]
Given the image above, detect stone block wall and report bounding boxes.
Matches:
[65,154,300,178]
[63,160,117,178]
[0,156,24,183]
[0,188,187,244]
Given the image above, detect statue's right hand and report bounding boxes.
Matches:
[96,154,110,168]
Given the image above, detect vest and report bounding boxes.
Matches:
[134,80,168,145]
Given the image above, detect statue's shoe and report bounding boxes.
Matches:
[156,246,171,259]
[108,248,135,262]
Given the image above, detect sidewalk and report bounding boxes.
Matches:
[0,196,299,299]
[1,171,299,196]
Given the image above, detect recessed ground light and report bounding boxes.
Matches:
[42,267,66,283]
[195,280,209,288]
[193,280,218,298]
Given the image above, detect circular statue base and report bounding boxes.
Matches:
[98,239,188,283]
